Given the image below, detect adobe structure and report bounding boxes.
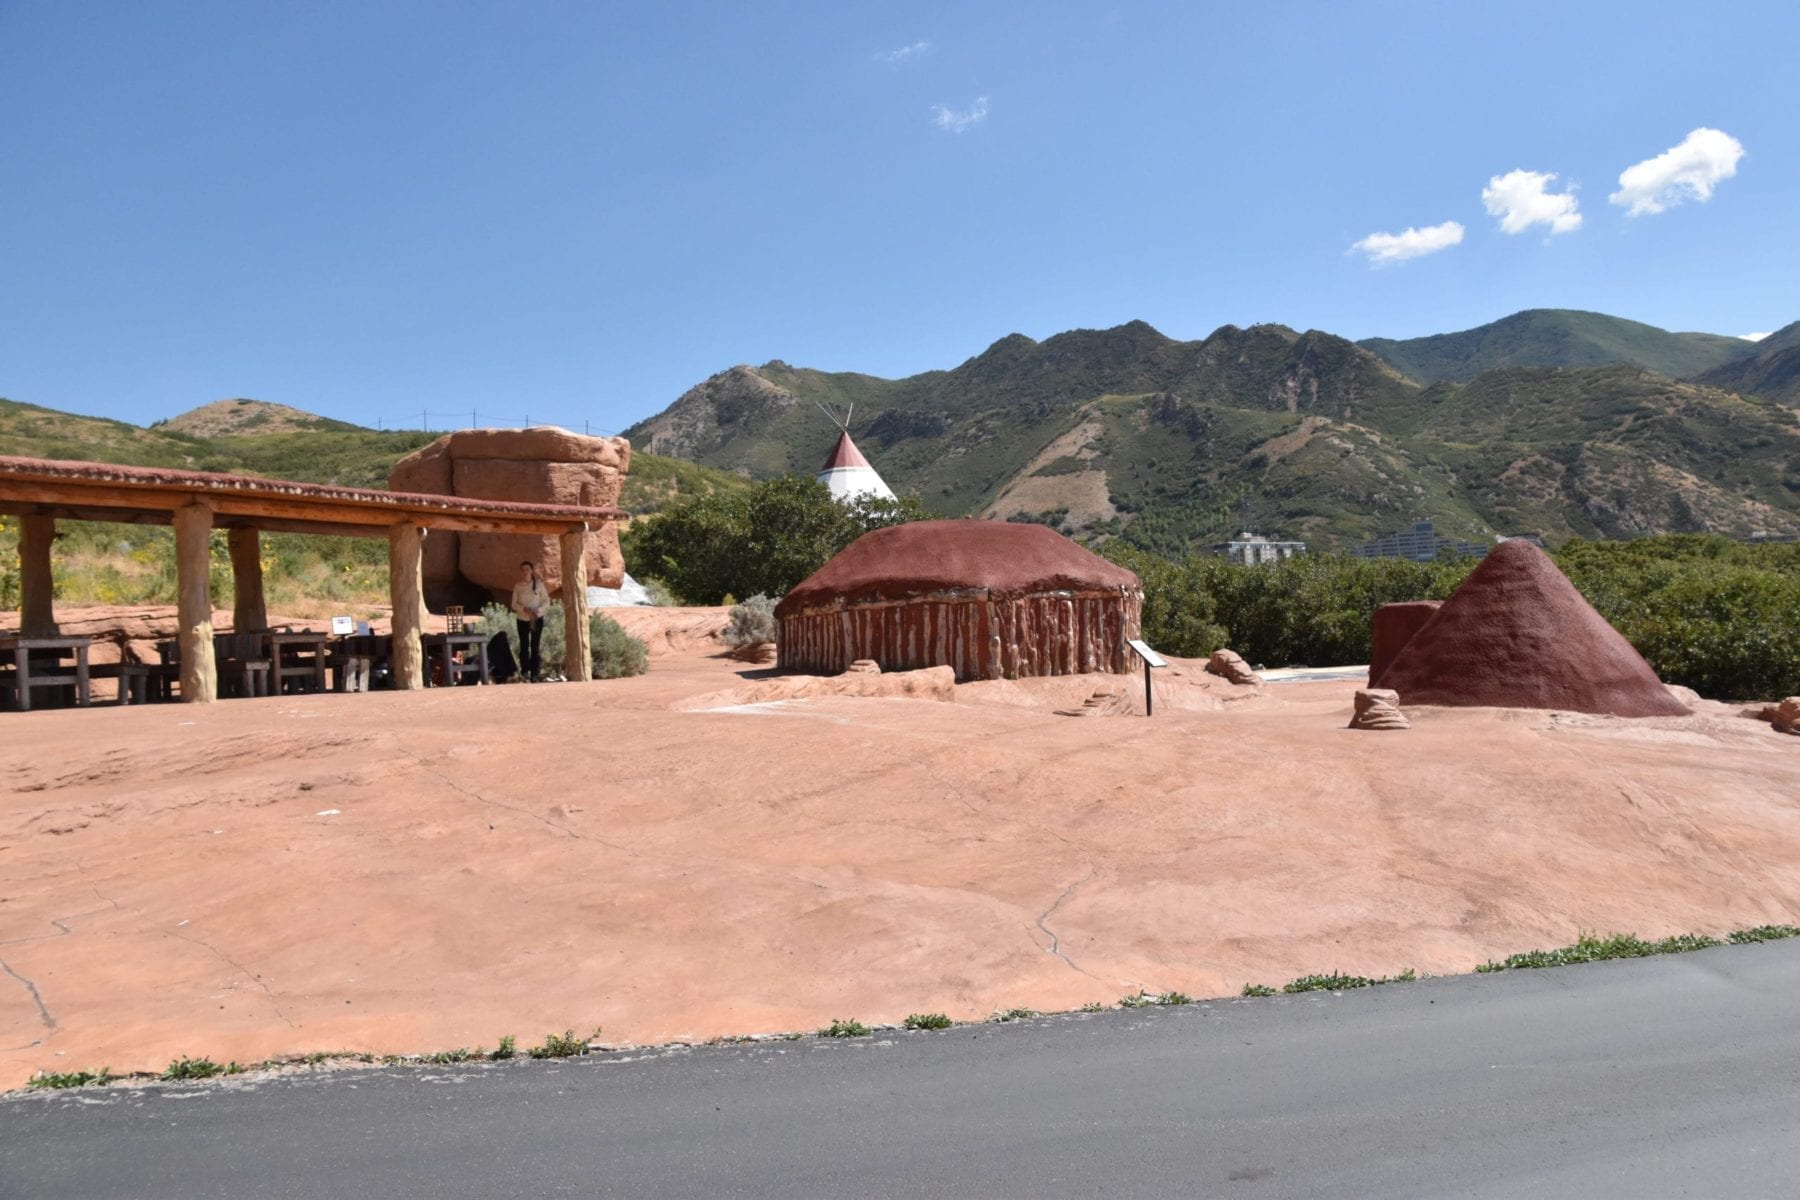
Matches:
[388,427,630,612]
[1375,539,1690,718]
[1368,600,1442,684]
[775,520,1143,681]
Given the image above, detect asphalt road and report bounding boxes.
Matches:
[5,941,1799,1199]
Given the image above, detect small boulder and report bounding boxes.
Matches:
[1349,688,1410,730]
[1775,697,1800,736]
[1205,649,1263,686]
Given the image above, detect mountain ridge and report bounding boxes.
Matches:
[624,310,1800,552]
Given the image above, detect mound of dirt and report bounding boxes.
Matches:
[679,666,956,710]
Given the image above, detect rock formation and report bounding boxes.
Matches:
[1369,600,1442,685]
[1377,539,1691,718]
[1205,649,1263,686]
[1774,697,1800,735]
[388,428,629,611]
[1349,688,1410,730]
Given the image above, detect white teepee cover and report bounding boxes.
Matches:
[817,430,896,503]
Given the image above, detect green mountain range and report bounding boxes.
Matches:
[625,311,1800,553]
[1356,308,1759,384]
[1695,322,1800,407]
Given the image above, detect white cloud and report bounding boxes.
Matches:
[1481,169,1582,235]
[1740,332,1772,342]
[931,96,989,134]
[1610,127,1745,217]
[1350,220,1465,265]
[876,41,932,64]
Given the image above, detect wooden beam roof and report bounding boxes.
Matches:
[0,455,626,538]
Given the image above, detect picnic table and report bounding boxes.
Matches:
[0,635,93,711]
[330,633,391,692]
[422,631,491,687]
[268,631,330,694]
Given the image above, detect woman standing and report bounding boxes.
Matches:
[511,559,551,682]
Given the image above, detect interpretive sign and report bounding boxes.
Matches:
[1127,639,1167,715]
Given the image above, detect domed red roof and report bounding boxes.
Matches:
[776,520,1140,615]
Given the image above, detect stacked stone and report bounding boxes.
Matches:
[389,427,630,609]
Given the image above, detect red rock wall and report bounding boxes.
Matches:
[1368,600,1443,686]
[777,590,1142,681]
[387,428,630,609]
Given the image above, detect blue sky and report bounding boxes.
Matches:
[2,1,1793,434]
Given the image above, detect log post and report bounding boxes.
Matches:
[19,514,58,637]
[228,527,267,632]
[559,526,592,682]
[388,523,426,690]
[172,502,218,704]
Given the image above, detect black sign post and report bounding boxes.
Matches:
[1127,639,1168,716]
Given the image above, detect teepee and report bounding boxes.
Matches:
[1375,539,1690,717]
[813,402,896,504]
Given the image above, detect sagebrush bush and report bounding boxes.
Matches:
[590,613,649,678]
[724,594,777,650]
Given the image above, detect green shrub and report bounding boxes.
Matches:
[818,1018,869,1038]
[491,1035,517,1060]
[724,593,778,651]
[622,476,931,605]
[590,613,649,678]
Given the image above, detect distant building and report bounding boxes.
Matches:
[1205,532,1307,565]
[1350,520,1490,563]
[1747,531,1799,545]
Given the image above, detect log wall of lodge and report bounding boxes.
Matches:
[777,588,1143,681]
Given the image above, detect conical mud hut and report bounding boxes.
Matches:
[1375,539,1690,718]
[775,520,1143,681]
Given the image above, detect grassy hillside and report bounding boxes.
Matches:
[626,317,1800,553]
[1695,321,1800,406]
[0,397,746,507]
[1357,309,1757,384]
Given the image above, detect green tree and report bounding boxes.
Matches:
[621,476,930,604]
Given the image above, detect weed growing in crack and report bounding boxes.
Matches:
[1241,984,1276,997]
[28,1068,112,1090]
[1079,1002,1105,1013]
[1728,925,1800,945]
[818,1018,870,1038]
[1160,991,1193,1006]
[529,1029,598,1059]
[902,1013,953,1031]
[422,1048,473,1064]
[491,1036,517,1060]
[1476,931,1720,973]
[1118,991,1156,1009]
[992,1007,1038,1023]
[162,1058,233,1082]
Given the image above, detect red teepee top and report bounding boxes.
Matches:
[819,430,872,471]
[1377,540,1690,718]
